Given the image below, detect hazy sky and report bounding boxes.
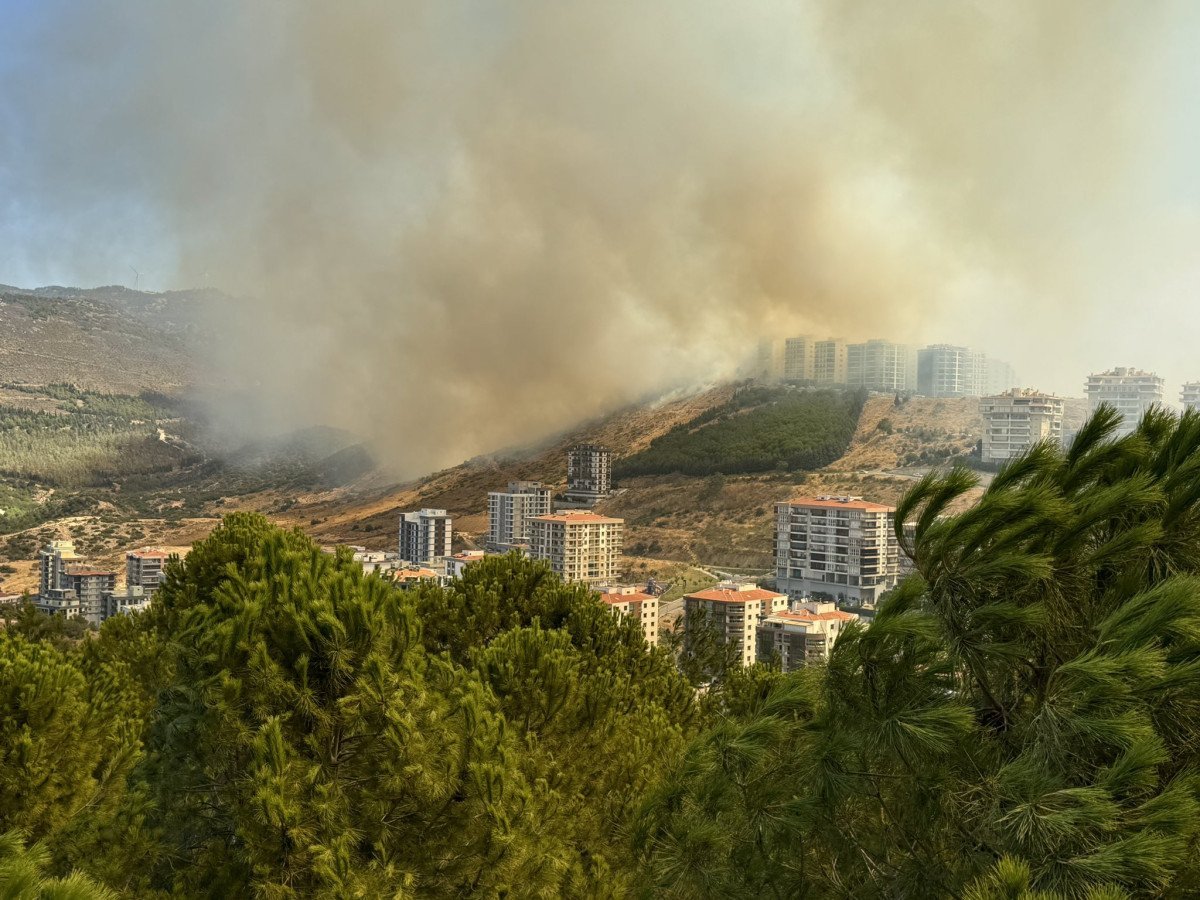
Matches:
[3,2,1200,470]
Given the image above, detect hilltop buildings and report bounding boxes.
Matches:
[528,511,623,585]
[565,444,613,503]
[917,344,987,397]
[980,390,1065,463]
[684,582,788,667]
[398,508,452,567]
[1183,383,1200,412]
[35,540,161,625]
[847,340,916,393]
[813,339,848,385]
[1085,368,1164,436]
[783,336,815,382]
[599,585,659,647]
[756,600,859,672]
[487,481,552,551]
[774,496,900,605]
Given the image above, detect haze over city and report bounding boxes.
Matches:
[5,1,1200,474]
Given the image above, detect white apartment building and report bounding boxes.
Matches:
[756,339,784,382]
[565,445,613,503]
[847,340,916,393]
[756,600,859,671]
[101,586,151,619]
[487,481,552,550]
[917,344,987,397]
[985,357,1019,395]
[980,390,1065,463]
[1182,383,1200,412]
[445,549,487,579]
[684,583,788,667]
[775,496,901,605]
[598,585,660,647]
[398,508,453,567]
[528,512,623,585]
[783,336,815,382]
[39,540,81,598]
[126,548,170,597]
[1085,368,1164,437]
[813,340,848,385]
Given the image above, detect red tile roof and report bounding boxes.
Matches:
[785,496,894,512]
[772,609,857,623]
[686,588,785,604]
[600,590,654,604]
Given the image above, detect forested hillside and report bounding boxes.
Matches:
[7,406,1200,895]
[615,386,866,477]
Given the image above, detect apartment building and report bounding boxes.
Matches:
[684,582,788,667]
[774,496,901,604]
[39,540,81,598]
[528,512,623,585]
[755,339,784,382]
[1182,383,1200,412]
[598,585,660,647]
[1085,368,1164,437]
[985,357,1019,395]
[101,586,151,619]
[487,481,552,550]
[813,340,848,385]
[756,600,859,671]
[783,336,816,382]
[398,508,452,567]
[126,548,170,597]
[565,445,613,503]
[980,389,1065,463]
[62,568,117,626]
[847,340,916,393]
[445,549,487,579]
[917,344,987,397]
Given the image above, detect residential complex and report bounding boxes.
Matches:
[1182,383,1200,412]
[445,549,487,579]
[813,339,848,385]
[598,585,659,647]
[846,340,916,393]
[39,540,81,597]
[756,600,859,671]
[487,481,552,550]
[565,445,613,503]
[774,496,901,605]
[126,548,170,597]
[684,582,788,667]
[1085,368,1164,436]
[980,390,1065,463]
[917,344,987,397]
[783,336,815,382]
[528,511,623,585]
[398,508,452,567]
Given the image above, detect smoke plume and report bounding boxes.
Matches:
[1,1,1194,474]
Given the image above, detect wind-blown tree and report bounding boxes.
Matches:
[637,405,1200,898]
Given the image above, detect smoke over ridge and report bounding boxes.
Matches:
[1,1,1195,475]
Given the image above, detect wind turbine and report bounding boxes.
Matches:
[129,265,142,291]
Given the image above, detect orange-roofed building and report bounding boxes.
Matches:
[598,585,659,647]
[683,582,788,667]
[529,512,623,585]
[756,600,860,671]
[394,567,441,590]
[775,495,900,605]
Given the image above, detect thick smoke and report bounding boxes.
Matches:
[1,2,1194,474]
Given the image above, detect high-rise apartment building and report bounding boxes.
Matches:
[917,344,987,397]
[774,496,901,604]
[980,390,1065,463]
[528,512,623,585]
[398,508,453,567]
[126,548,170,597]
[1085,368,1164,437]
[1182,383,1200,412]
[755,339,784,382]
[565,445,612,503]
[62,568,117,626]
[684,582,788,667]
[984,357,1019,395]
[38,539,81,597]
[783,336,815,382]
[813,340,848,385]
[487,481,552,550]
[598,585,660,647]
[847,340,916,392]
[756,600,859,671]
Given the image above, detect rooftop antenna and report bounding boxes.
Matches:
[129,265,141,291]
